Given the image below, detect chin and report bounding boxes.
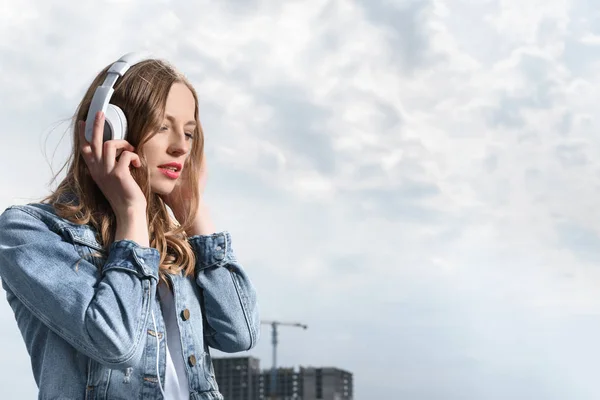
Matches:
[150,183,176,196]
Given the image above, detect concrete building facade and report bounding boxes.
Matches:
[212,356,261,400]
[213,356,353,400]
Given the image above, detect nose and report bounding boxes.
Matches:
[168,130,190,157]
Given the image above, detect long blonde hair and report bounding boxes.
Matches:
[42,57,204,281]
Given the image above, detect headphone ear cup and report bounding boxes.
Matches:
[104,104,128,141]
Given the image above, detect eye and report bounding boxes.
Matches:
[185,132,194,139]
[159,125,169,132]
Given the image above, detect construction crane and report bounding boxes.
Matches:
[261,320,308,399]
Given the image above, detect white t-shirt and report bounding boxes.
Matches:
[158,282,190,400]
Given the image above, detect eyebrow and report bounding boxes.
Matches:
[165,114,196,126]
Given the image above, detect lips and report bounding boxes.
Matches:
[157,162,182,171]
[157,162,183,180]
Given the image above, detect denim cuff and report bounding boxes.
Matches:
[188,231,234,270]
[103,239,160,280]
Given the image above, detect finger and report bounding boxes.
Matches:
[78,121,93,159]
[91,111,105,163]
[115,151,141,175]
[103,140,135,174]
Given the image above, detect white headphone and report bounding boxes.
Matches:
[84,51,152,143]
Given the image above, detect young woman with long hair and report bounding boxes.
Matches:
[0,53,260,400]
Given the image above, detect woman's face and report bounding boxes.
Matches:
[143,82,197,195]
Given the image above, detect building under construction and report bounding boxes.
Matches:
[213,356,353,400]
[212,356,261,400]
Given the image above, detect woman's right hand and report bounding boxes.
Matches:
[79,111,147,219]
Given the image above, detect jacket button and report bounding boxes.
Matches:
[181,308,190,321]
[188,355,196,367]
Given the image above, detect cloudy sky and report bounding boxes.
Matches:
[2,0,600,398]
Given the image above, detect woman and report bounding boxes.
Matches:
[0,53,260,399]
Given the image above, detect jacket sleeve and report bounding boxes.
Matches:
[189,231,260,352]
[0,207,160,368]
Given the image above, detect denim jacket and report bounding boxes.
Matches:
[0,202,260,400]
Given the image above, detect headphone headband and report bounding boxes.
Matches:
[107,51,152,76]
